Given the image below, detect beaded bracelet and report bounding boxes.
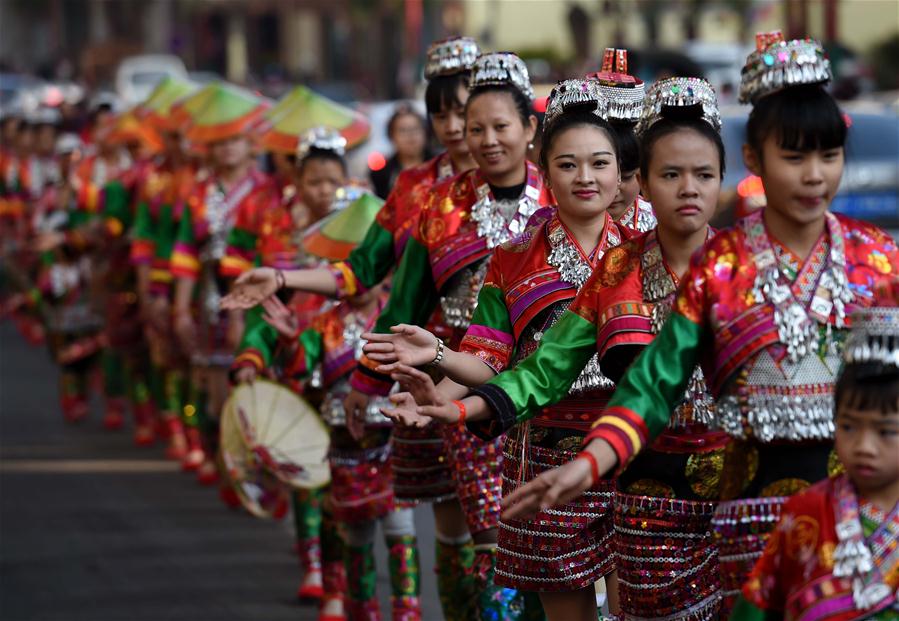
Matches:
[452,400,466,426]
[576,450,600,487]
[430,336,445,366]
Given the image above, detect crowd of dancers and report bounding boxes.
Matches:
[1,28,897,621]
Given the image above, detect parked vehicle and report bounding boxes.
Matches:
[115,55,188,106]
[0,73,45,113]
[716,105,899,240]
[683,42,754,104]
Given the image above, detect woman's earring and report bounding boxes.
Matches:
[527,142,534,150]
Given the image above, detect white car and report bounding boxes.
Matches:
[683,42,754,105]
[115,55,188,106]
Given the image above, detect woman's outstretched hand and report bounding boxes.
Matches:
[220,268,279,310]
[500,439,618,521]
[362,324,440,367]
[259,295,299,339]
[343,389,371,441]
[380,391,433,428]
[382,363,462,425]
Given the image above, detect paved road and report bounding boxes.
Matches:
[0,322,443,621]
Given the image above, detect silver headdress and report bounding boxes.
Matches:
[27,106,63,127]
[543,79,605,128]
[470,52,534,101]
[424,37,480,80]
[843,279,899,370]
[55,133,83,156]
[635,77,721,136]
[586,48,645,124]
[297,126,347,160]
[740,31,831,104]
[330,184,369,212]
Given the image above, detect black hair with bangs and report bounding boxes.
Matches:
[386,103,427,139]
[296,146,347,176]
[747,84,847,155]
[465,83,532,127]
[425,73,470,116]
[639,114,726,179]
[538,109,619,173]
[835,362,899,416]
[609,122,640,173]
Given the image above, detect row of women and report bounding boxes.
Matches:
[1,27,897,621]
[222,29,899,621]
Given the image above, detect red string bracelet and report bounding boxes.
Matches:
[576,450,600,486]
[452,400,467,426]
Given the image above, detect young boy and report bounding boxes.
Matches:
[733,279,899,620]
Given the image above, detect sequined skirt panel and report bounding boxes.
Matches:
[496,433,615,591]
[711,496,785,615]
[328,427,394,524]
[442,423,503,536]
[615,493,721,620]
[105,291,145,351]
[389,422,455,503]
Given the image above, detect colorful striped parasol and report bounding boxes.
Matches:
[181,82,271,144]
[168,82,220,132]
[136,77,198,131]
[256,85,370,154]
[105,108,164,152]
[303,186,383,261]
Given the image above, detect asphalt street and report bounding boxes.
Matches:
[0,321,443,621]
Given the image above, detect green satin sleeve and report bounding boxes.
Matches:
[486,309,598,423]
[728,596,772,621]
[460,282,515,374]
[345,221,396,291]
[605,311,705,438]
[291,328,324,381]
[174,206,194,245]
[102,180,131,231]
[132,201,153,243]
[372,236,438,334]
[155,204,177,261]
[468,283,512,336]
[236,306,278,365]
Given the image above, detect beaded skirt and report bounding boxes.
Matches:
[496,430,615,591]
[711,496,785,615]
[442,423,504,536]
[390,423,456,504]
[105,291,144,351]
[615,493,721,620]
[328,428,395,524]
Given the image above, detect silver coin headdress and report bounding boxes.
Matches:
[843,279,899,372]
[543,78,605,128]
[424,37,480,80]
[585,48,645,124]
[296,126,347,160]
[470,52,534,101]
[739,30,831,104]
[635,77,721,136]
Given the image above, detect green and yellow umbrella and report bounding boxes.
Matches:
[106,108,164,152]
[303,187,383,261]
[182,82,270,144]
[257,85,370,154]
[137,77,198,131]
[261,86,308,126]
[168,82,220,131]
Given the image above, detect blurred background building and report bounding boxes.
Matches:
[1,0,897,101]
